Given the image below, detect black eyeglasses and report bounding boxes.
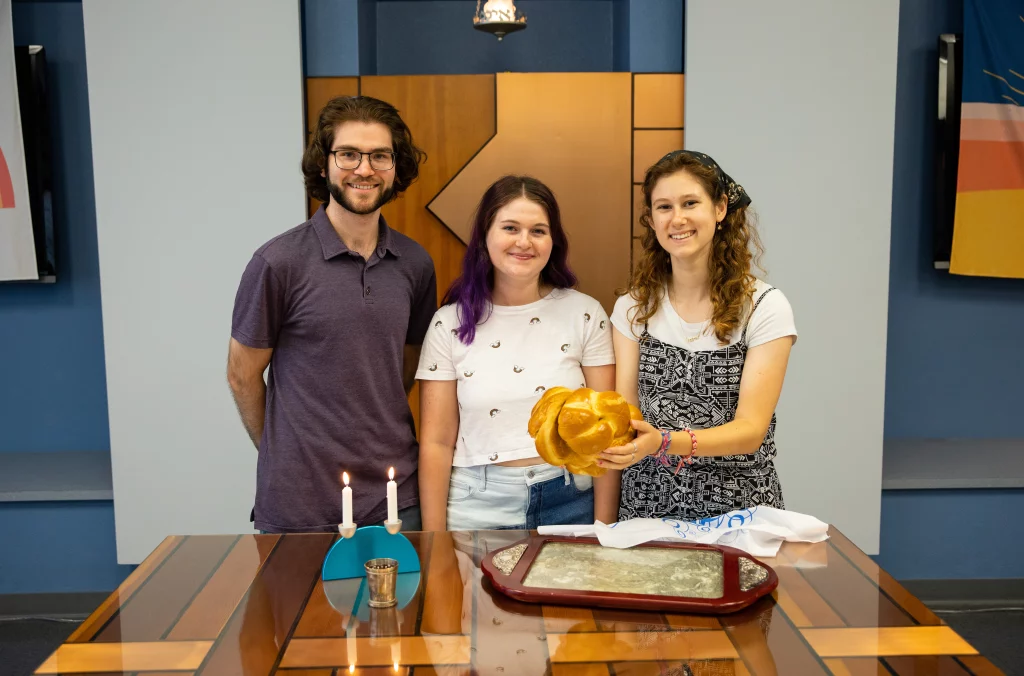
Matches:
[329,149,396,171]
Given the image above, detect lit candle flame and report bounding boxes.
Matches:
[343,471,350,487]
[394,661,400,672]
[388,467,395,481]
[349,665,355,674]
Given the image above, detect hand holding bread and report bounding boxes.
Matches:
[527,387,643,476]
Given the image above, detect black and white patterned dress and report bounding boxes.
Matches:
[618,288,785,521]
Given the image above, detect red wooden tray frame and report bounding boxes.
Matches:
[481,534,778,614]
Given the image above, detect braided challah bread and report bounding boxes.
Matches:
[527,387,643,476]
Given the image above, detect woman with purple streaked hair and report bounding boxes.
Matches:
[415,175,617,531]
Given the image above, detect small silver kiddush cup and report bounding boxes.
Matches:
[364,558,399,608]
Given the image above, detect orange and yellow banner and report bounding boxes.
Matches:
[950,1,1024,278]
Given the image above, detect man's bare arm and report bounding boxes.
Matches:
[227,338,273,450]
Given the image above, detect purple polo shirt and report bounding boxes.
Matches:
[231,206,436,532]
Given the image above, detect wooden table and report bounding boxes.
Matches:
[36,528,1003,675]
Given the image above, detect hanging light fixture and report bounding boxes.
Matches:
[473,0,527,42]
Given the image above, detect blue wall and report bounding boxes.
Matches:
[875,0,1023,580]
[2,1,130,595]
[2,0,109,454]
[0,502,133,595]
[628,0,683,73]
[375,0,616,75]
[302,0,684,77]
[876,490,1024,580]
[358,0,378,76]
[303,0,360,77]
[612,0,628,72]
[883,0,1024,439]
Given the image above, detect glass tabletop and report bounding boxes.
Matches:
[34,527,1000,675]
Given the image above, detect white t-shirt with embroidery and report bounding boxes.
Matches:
[610,279,797,350]
[416,288,615,467]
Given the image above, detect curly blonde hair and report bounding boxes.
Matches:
[627,152,764,344]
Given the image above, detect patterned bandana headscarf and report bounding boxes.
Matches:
[659,150,751,212]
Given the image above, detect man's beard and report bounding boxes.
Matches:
[328,179,394,215]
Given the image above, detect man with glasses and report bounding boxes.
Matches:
[228,96,436,533]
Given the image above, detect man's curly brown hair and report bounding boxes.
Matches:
[301,96,426,204]
[626,152,764,344]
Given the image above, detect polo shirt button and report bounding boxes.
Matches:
[365,286,371,295]
[488,453,498,462]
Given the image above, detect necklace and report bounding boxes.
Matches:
[667,291,710,343]
[682,321,708,343]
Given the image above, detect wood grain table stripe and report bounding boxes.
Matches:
[95,536,239,643]
[194,534,334,676]
[719,598,782,676]
[406,667,473,676]
[542,605,599,634]
[35,641,212,673]
[828,528,944,627]
[167,534,281,640]
[292,576,359,638]
[884,655,975,675]
[759,605,831,675]
[546,630,739,663]
[601,661,749,676]
[279,636,472,668]
[770,547,846,628]
[550,664,611,676]
[822,658,888,676]
[795,541,917,628]
[68,536,185,643]
[592,607,671,633]
[663,612,722,631]
[802,627,979,658]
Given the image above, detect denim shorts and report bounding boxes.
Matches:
[446,463,594,530]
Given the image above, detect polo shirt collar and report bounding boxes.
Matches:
[312,204,402,260]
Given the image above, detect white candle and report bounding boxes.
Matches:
[387,467,398,522]
[342,472,353,527]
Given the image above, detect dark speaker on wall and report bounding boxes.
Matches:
[12,44,57,283]
[934,33,962,271]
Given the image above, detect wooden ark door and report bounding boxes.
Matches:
[304,75,497,432]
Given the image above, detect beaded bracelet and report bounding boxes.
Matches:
[674,427,698,475]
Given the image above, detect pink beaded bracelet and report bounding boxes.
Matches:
[674,427,698,475]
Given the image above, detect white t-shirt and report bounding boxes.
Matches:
[610,279,797,351]
[416,288,615,466]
